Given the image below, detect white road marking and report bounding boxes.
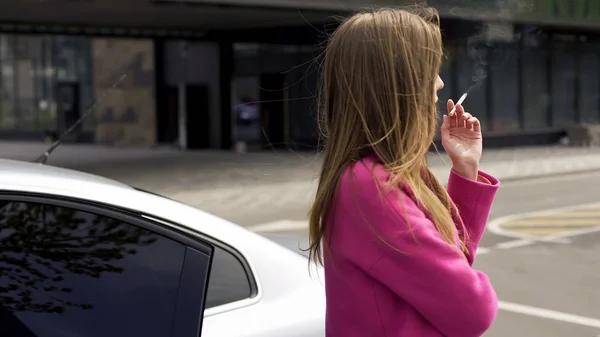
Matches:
[486,226,597,252]
[502,169,600,187]
[475,247,491,255]
[543,225,600,242]
[487,201,600,241]
[498,301,600,328]
[486,225,600,249]
[494,239,534,249]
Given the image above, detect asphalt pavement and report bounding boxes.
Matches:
[478,172,600,336]
[259,170,600,337]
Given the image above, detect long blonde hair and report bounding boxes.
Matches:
[308,6,465,266]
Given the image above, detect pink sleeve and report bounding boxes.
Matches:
[365,187,498,337]
[447,169,500,262]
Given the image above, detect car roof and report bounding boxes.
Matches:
[0,158,132,188]
[0,159,318,302]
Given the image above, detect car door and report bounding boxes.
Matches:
[0,193,214,337]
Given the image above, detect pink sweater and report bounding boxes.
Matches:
[324,155,499,337]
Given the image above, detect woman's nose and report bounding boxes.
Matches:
[437,76,444,90]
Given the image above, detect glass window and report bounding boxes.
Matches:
[0,201,187,337]
[287,51,319,147]
[551,35,577,127]
[489,41,520,131]
[13,35,41,131]
[205,245,253,309]
[456,42,488,130]
[522,27,550,129]
[0,34,95,134]
[232,42,319,147]
[0,35,17,130]
[53,36,94,132]
[579,38,600,124]
[232,76,261,145]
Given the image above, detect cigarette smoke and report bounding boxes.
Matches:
[443,0,534,93]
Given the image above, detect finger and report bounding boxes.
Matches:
[455,104,465,119]
[465,117,477,130]
[461,112,472,128]
[471,117,481,133]
[455,105,467,127]
[447,99,455,115]
[449,110,458,128]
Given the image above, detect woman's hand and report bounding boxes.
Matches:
[440,99,482,181]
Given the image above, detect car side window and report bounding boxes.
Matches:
[0,201,188,337]
[205,245,253,308]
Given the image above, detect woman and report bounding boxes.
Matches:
[307,7,500,337]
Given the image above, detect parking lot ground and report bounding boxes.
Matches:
[477,201,600,337]
[479,229,600,337]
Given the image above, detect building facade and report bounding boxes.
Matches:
[0,0,598,149]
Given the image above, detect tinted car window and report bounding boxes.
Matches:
[205,246,252,308]
[0,201,187,337]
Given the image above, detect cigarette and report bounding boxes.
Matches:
[449,93,468,116]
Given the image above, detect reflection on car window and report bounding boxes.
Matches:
[205,246,252,308]
[0,201,187,337]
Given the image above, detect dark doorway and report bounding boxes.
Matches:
[157,85,179,144]
[259,73,287,149]
[185,85,211,149]
[55,82,81,142]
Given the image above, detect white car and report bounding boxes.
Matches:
[0,159,325,337]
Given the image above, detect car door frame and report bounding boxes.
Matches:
[0,191,214,337]
[134,188,261,315]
